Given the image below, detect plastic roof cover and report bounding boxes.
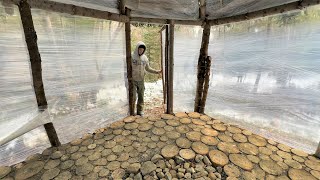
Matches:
[206,0,300,19]
[47,0,301,20]
[0,6,128,165]
[173,8,320,153]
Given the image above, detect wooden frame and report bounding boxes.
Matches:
[166,20,174,114]
[4,0,319,26]
[18,0,60,147]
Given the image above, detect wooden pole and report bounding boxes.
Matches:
[199,0,206,19]
[18,0,60,147]
[160,28,166,104]
[199,56,212,113]
[167,20,174,114]
[125,8,134,115]
[119,0,126,15]
[165,25,169,113]
[194,22,211,113]
[316,141,320,158]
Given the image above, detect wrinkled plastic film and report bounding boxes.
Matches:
[173,9,320,153]
[206,17,320,153]
[0,126,50,166]
[0,5,49,146]
[126,0,199,20]
[206,0,299,19]
[32,9,129,144]
[173,25,202,112]
[50,0,119,13]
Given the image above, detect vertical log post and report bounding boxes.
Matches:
[119,0,126,15]
[160,28,166,104]
[316,141,320,158]
[19,0,60,147]
[167,20,174,114]
[199,56,212,113]
[165,25,169,113]
[199,0,206,19]
[124,8,134,115]
[194,22,211,113]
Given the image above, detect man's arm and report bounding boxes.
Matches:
[145,57,160,74]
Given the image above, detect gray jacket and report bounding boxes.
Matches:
[132,41,159,81]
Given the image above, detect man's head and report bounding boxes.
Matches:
[138,44,146,56]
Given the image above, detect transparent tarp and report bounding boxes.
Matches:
[32,10,128,144]
[0,5,47,147]
[206,0,299,19]
[174,7,320,153]
[0,126,50,166]
[173,25,202,111]
[126,0,199,20]
[50,0,119,13]
[0,7,128,165]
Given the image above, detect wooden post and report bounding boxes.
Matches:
[18,0,60,147]
[166,20,174,114]
[199,0,206,19]
[125,8,134,115]
[119,0,126,15]
[194,22,211,113]
[165,25,169,113]
[160,28,166,104]
[199,56,212,113]
[316,141,320,158]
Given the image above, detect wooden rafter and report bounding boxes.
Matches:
[3,0,319,26]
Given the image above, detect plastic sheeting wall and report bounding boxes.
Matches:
[173,25,202,111]
[174,10,320,153]
[32,9,128,144]
[0,5,50,165]
[0,6,128,165]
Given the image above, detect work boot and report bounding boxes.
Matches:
[137,111,144,117]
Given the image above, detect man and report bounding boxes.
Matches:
[131,41,161,116]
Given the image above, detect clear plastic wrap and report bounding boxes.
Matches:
[0,7,128,165]
[0,126,50,166]
[173,8,320,153]
[206,0,299,19]
[173,25,202,110]
[50,0,119,13]
[32,9,129,144]
[126,0,199,20]
[0,5,48,146]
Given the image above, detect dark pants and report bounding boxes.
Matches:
[133,81,145,115]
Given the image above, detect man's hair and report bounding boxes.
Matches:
[138,44,146,50]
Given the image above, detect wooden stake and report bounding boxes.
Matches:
[167,20,174,114]
[125,8,134,115]
[199,56,212,113]
[316,141,320,158]
[160,28,166,104]
[165,25,169,113]
[44,122,61,147]
[18,0,60,147]
[194,22,211,112]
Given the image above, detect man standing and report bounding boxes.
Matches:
[131,41,161,116]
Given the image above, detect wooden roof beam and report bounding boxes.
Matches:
[9,0,129,22]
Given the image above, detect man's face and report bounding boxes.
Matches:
[138,48,144,55]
